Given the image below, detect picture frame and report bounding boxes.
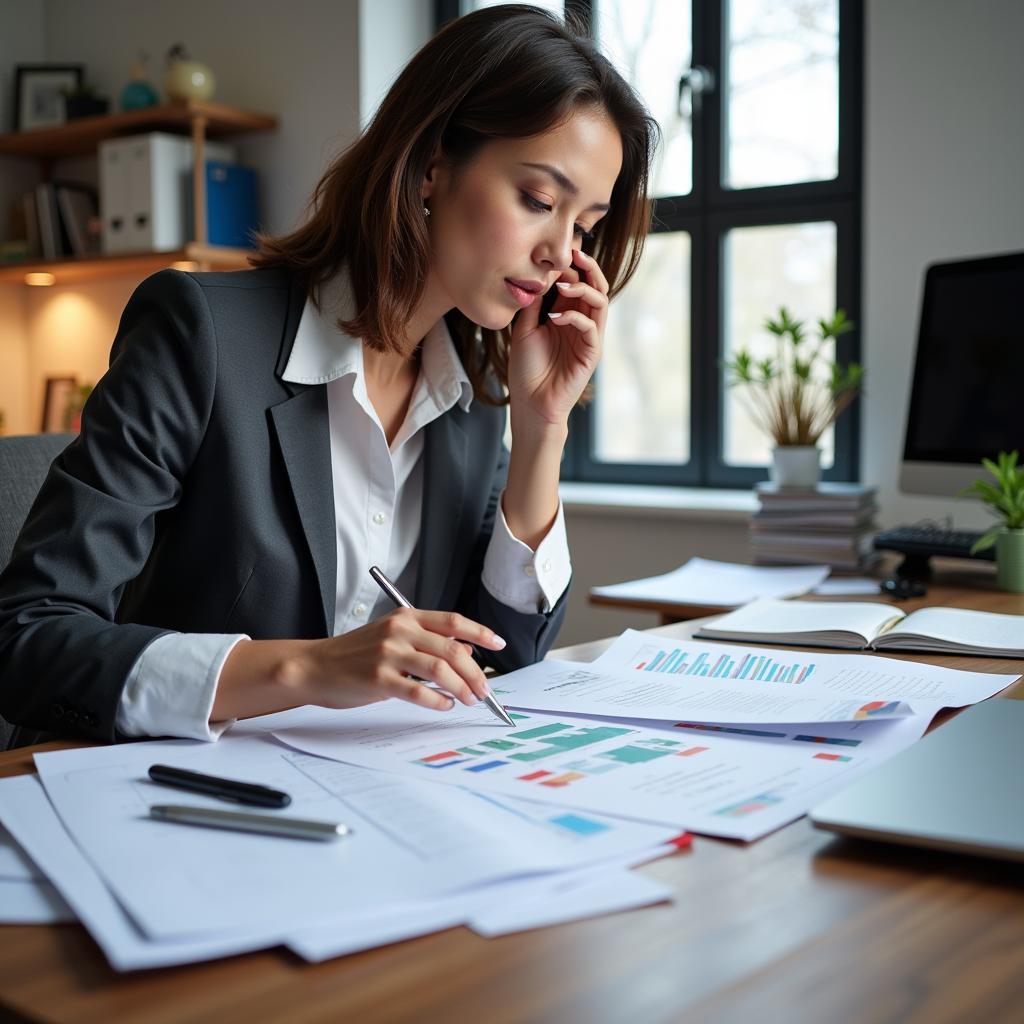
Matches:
[40,376,76,433]
[14,64,83,132]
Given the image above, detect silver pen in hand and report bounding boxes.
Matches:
[368,565,516,727]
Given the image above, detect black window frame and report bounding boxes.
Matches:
[436,0,864,488]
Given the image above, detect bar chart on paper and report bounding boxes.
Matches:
[632,644,816,683]
[412,716,710,791]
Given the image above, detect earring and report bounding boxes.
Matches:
[423,204,431,217]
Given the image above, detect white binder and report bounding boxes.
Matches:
[99,132,236,253]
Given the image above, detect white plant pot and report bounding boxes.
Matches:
[770,445,821,488]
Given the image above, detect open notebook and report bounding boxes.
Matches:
[694,599,1024,657]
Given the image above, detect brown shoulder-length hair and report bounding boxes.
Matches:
[251,3,659,403]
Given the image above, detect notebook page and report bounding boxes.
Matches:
[702,599,905,643]
[889,607,1024,651]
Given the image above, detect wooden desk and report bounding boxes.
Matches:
[2,607,1023,1022]
[589,558,1024,625]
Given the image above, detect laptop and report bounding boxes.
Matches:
[810,698,1024,862]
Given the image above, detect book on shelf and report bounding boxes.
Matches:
[695,599,1024,657]
[55,184,100,255]
[26,182,100,260]
[22,191,40,257]
[34,183,66,260]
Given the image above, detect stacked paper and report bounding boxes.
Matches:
[749,482,880,571]
[0,728,680,970]
[591,557,830,608]
[2,630,1015,972]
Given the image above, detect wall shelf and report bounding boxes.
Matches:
[0,101,277,284]
[0,100,277,160]
[0,243,254,285]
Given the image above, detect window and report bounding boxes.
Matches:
[439,0,863,487]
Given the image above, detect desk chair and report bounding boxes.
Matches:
[0,433,74,749]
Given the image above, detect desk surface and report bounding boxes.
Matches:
[589,557,1024,625]
[3,583,1024,1023]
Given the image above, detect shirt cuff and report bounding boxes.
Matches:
[481,491,572,614]
[116,633,250,741]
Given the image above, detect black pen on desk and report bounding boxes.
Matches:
[148,764,292,808]
[368,565,517,727]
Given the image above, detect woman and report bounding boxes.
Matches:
[0,4,656,746]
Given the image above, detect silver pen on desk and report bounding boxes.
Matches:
[368,565,517,728]
[150,805,352,842]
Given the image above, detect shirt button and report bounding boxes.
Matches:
[523,565,535,577]
[542,560,553,574]
[372,512,387,526]
[353,602,368,617]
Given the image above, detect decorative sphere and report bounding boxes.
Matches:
[163,60,216,101]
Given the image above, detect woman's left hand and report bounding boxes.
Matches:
[508,247,609,432]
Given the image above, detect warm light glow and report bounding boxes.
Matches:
[170,261,200,271]
[25,272,56,287]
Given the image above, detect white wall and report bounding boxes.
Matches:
[41,0,362,237]
[861,0,1024,530]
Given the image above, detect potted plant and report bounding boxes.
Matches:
[724,307,862,488]
[959,450,1024,593]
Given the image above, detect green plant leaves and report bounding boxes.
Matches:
[959,450,1024,532]
[723,305,861,447]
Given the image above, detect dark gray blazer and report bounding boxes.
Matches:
[0,268,567,745]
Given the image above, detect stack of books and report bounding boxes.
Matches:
[749,482,879,572]
[23,182,101,260]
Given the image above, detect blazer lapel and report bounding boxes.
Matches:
[416,407,468,610]
[268,273,336,635]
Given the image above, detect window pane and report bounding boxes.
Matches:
[722,222,836,466]
[724,0,839,189]
[597,1,693,197]
[594,232,691,463]
[469,0,565,15]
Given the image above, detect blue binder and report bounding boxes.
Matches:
[205,162,259,249]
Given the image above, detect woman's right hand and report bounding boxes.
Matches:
[212,609,506,723]
[295,608,505,711]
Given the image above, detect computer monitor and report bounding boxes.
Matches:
[900,251,1024,497]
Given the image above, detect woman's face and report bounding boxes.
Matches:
[422,107,623,329]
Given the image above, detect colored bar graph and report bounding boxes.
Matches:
[714,792,784,817]
[676,722,787,739]
[421,750,461,763]
[646,650,667,672]
[631,646,816,684]
[676,746,708,757]
[599,745,675,764]
[793,734,861,747]
[480,739,522,751]
[517,770,553,781]
[464,759,508,772]
[507,725,633,762]
[549,813,609,836]
[813,753,853,763]
[539,772,585,788]
[507,723,571,740]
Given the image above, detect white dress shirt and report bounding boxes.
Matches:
[116,272,572,740]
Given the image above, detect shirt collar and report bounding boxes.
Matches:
[282,271,474,413]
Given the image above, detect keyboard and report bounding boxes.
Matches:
[873,524,995,576]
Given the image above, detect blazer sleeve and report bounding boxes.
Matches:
[0,270,216,742]
[453,444,570,674]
